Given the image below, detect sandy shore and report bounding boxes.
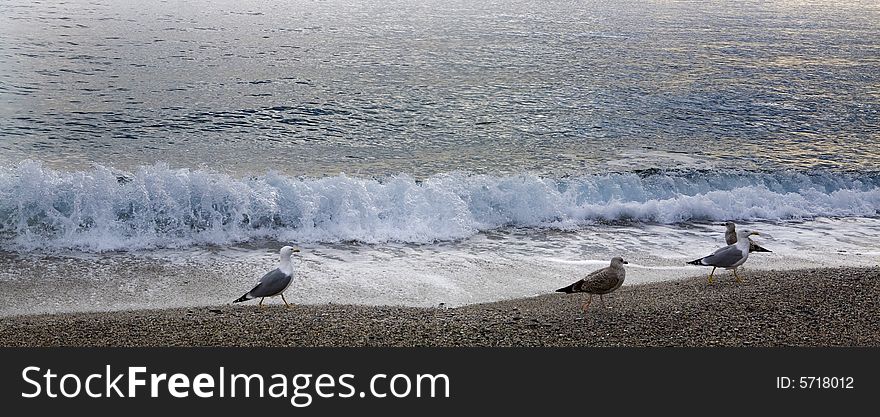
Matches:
[1,267,878,347]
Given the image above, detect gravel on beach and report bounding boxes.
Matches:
[1,267,877,347]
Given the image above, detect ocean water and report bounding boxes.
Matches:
[1,0,878,315]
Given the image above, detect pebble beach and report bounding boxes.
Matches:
[2,267,877,347]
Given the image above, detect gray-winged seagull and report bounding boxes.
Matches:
[688,229,759,283]
[234,246,300,307]
[556,257,628,312]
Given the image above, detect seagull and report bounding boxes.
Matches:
[725,221,771,253]
[233,246,300,307]
[688,229,758,284]
[556,257,627,312]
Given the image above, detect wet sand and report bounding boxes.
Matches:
[1,267,877,347]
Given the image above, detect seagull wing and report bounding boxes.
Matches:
[247,268,292,298]
[578,267,619,293]
[748,238,772,253]
[700,244,746,268]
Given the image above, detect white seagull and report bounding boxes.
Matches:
[688,229,759,284]
[234,246,300,307]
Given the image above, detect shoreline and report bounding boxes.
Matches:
[1,267,877,347]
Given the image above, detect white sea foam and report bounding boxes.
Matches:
[1,160,878,252]
[3,218,880,315]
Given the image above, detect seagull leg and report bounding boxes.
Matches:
[259,297,265,308]
[281,293,292,308]
[734,268,742,283]
[581,294,593,313]
[600,294,606,309]
[708,267,716,284]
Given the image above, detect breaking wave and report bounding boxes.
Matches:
[1,160,878,251]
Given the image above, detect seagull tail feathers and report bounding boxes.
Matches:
[556,283,577,293]
[686,258,703,266]
[233,293,253,303]
[752,246,772,253]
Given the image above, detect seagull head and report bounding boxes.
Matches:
[736,229,759,240]
[724,221,736,232]
[611,256,628,267]
[279,246,301,258]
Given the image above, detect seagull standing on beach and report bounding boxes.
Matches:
[234,246,300,307]
[725,221,771,253]
[556,257,627,312]
[687,229,759,284]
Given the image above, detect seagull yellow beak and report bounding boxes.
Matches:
[750,231,760,236]
[292,248,301,252]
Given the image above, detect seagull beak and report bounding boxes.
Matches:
[292,248,301,252]
[623,261,629,264]
[750,231,760,236]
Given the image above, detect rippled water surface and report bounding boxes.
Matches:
[2,0,879,175]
